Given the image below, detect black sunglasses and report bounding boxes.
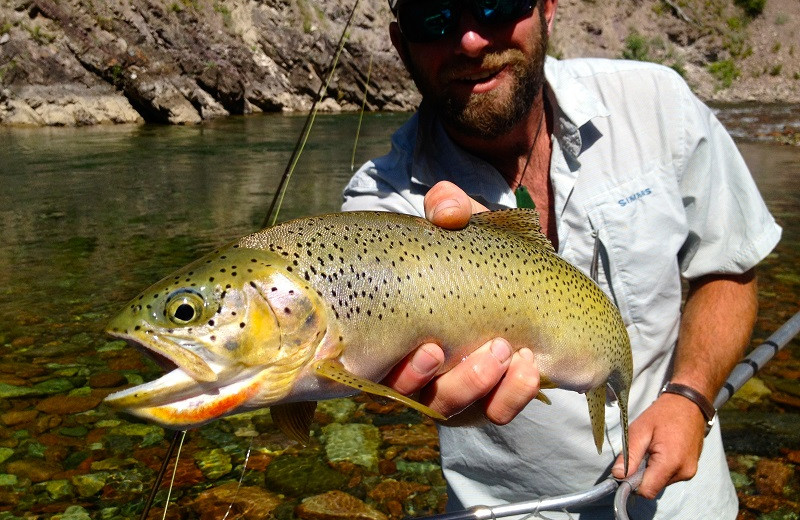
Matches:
[396,0,536,43]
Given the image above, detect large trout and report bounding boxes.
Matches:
[105,209,633,472]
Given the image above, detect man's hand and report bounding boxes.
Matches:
[613,271,757,497]
[612,394,706,497]
[382,181,540,424]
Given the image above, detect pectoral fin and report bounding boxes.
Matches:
[270,401,317,445]
[315,360,447,421]
[586,385,606,455]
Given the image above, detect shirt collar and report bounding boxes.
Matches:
[543,57,610,158]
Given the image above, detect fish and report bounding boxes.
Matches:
[104,209,633,473]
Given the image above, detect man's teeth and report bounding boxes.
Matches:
[461,68,501,81]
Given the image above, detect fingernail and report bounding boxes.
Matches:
[410,344,442,376]
[517,347,533,361]
[490,339,512,364]
[426,198,460,221]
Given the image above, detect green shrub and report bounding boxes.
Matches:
[707,60,740,88]
[622,32,650,61]
[735,0,767,17]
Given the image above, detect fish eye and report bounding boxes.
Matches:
[165,290,205,325]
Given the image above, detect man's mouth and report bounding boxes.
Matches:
[452,65,505,85]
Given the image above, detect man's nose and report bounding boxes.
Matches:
[455,11,492,57]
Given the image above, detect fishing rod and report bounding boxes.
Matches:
[417,308,800,520]
[137,3,363,518]
[262,0,363,228]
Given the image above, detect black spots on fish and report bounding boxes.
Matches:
[208,319,215,326]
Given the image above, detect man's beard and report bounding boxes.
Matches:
[406,14,548,139]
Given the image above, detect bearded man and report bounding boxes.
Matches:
[342,0,781,517]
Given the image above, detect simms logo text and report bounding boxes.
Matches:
[618,188,652,207]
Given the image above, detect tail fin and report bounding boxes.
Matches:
[607,373,630,477]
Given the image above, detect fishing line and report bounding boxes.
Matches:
[351,53,374,173]
[263,0,364,228]
[221,436,255,520]
[160,430,186,520]
[139,429,184,520]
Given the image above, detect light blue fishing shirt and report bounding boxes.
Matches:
[342,57,782,519]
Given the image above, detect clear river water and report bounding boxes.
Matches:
[0,107,798,519]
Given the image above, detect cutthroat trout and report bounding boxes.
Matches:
[105,209,633,472]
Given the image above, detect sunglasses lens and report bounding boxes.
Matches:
[472,0,534,24]
[398,0,535,44]
[398,1,459,43]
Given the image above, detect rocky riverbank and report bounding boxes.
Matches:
[0,0,798,127]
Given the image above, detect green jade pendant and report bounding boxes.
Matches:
[515,185,536,209]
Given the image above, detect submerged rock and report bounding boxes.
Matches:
[296,490,388,520]
[730,377,772,405]
[265,454,348,496]
[190,482,283,519]
[322,423,381,471]
[50,505,92,520]
[35,391,103,414]
[6,458,63,483]
[0,410,38,426]
[193,448,232,480]
[754,459,796,496]
[71,472,109,498]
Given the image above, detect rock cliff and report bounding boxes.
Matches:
[0,0,797,126]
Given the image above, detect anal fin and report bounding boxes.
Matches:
[536,375,557,405]
[586,385,606,455]
[535,391,552,405]
[315,360,447,421]
[270,401,317,445]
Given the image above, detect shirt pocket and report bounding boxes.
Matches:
[583,169,688,326]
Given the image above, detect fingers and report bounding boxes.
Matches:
[424,181,489,230]
[482,348,540,425]
[382,343,445,395]
[419,338,516,419]
[613,394,705,499]
[384,339,540,425]
[612,412,653,480]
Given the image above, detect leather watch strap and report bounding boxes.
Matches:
[660,382,717,434]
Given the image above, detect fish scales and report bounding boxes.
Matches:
[105,209,633,472]
[238,212,623,385]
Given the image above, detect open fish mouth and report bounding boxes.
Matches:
[103,331,255,412]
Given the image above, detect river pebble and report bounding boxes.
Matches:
[35,392,103,414]
[71,472,108,497]
[6,458,62,482]
[0,410,38,427]
[322,423,381,471]
[193,448,232,480]
[296,490,388,520]
[755,459,796,496]
[266,453,348,496]
[190,482,284,519]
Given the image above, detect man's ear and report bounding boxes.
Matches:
[389,21,413,72]
[543,0,558,35]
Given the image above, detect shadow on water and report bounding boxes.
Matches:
[0,108,797,519]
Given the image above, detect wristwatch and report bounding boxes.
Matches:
[660,381,717,435]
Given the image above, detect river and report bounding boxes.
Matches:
[0,107,798,518]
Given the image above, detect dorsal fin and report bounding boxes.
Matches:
[469,209,555,253]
